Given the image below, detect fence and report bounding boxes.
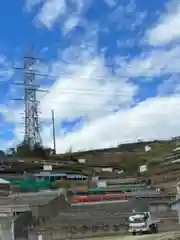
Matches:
[28,217,180,240]
[27,196,180,239]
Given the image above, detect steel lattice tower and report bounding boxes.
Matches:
[23,54,42,148]
[12,49,49,149]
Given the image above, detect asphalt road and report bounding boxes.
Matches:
[91,231,180,240]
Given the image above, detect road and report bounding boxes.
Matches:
[91,231,180,240]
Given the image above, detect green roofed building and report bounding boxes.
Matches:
[10,179,52,192]
[87,183,146,194]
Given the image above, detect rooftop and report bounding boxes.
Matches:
[0,178,9,184]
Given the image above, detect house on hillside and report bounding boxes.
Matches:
[164,147,180,165]
[74,151,123,166]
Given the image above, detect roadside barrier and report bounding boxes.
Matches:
[92,225,99,232]
[113,224,120,231]
[73,193,128,203]
[70,226,77,234]
[102,224,110,231]
[80,225,88,233]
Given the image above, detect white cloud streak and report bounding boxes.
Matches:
[147,1,180,46]
[25,0,43,12]
[117,45,180,78]
[36,0,66,28]
[43,96,180,152]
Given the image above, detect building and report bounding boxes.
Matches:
[33,172,87,181]
[170,198,180,223]
[170,181,180,223]
[0,178,10,196]
[164,147,180,165]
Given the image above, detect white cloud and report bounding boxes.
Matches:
[25,0,43,12]
[36,39,180,152]
[0,140,15,151]
[0,54,14,81]
[31,0,91,31]
[9,27,180,153]
[43,96,180,152]
[62,15,81,35]
[7,0,180,154]
[117,45,180,78]
[147,1,180,46]
[157,74,180,96]
[1,106,23,124]
[36,0,66,28]
[109,0,144,31]
[9,38,139,151]
[36,42,180,153]
[39,57,138,120]
[104,0,118,8]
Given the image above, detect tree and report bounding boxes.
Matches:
[16,142,31,157]
[119,152,143,175]
[15,142,48,159]
[6,148,16,156]
[32,144,48,159]
[0,150,5,157]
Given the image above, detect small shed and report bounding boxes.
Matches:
[0,178,10,196]
[0,178,9,184]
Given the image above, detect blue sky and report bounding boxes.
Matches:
[1,0,180,152]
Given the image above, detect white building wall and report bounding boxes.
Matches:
[0,220,14,240]
[171,202,180,224]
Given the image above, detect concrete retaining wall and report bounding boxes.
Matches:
[14,211,32,239]
[0,217,14,240]
[31,194,69,223]
[28,219,180,240]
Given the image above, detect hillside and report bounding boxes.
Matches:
[64,139,177,170]
[3,138,179,179]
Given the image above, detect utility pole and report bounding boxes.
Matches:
[51,110,56,154]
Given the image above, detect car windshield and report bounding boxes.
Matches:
[128,214,145,223]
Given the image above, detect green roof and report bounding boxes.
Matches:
[88,184,146,193]
[10,179,51,191]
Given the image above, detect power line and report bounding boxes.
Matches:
[1,61,124,81]
[39,90,133,96]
